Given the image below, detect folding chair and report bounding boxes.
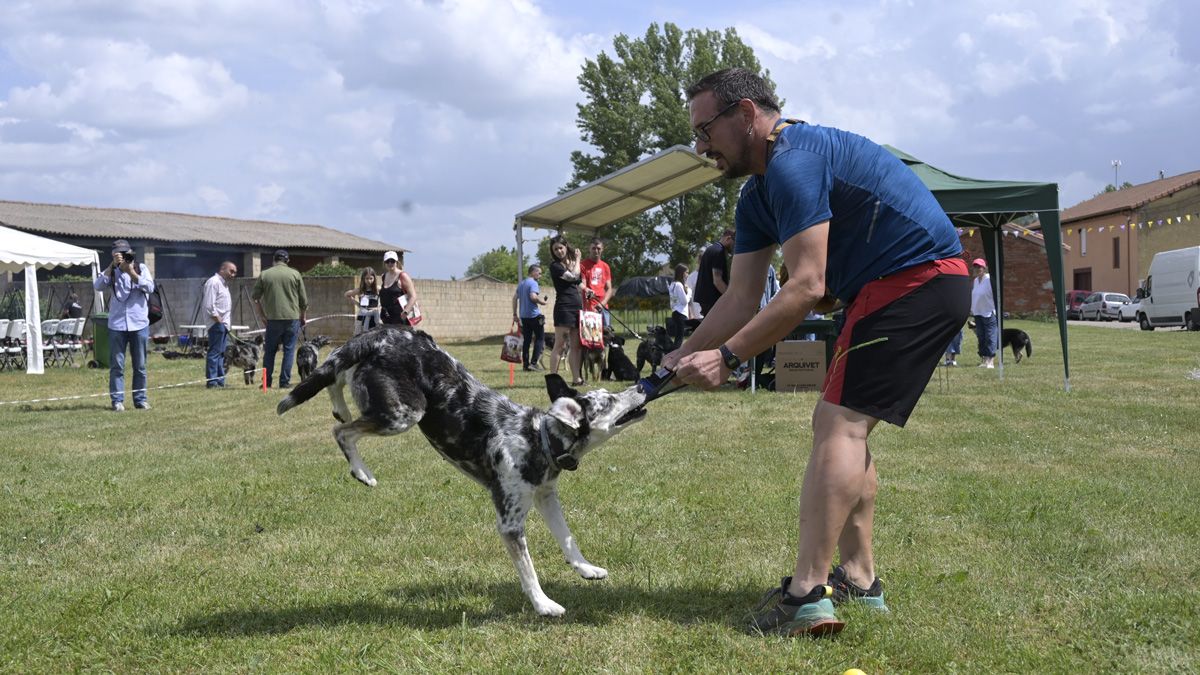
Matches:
[40,319,61,367]
[55,318,78,367]
[71,317,87,364]
[6,320,27,370]
[0,319,9,370]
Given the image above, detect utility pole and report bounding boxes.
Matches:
[1111,159,1122,187]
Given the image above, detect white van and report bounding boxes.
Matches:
[1135,246,1200,330]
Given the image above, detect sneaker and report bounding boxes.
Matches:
[748,578,844,637]
[827,566,890,612]
[522,365,534,372]
[134,401,151,410]
[111,402,125,412]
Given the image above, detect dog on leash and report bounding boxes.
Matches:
[601,332,640,381]
[224,335,263,385]
[635,325,671,374]
[297,335,332,379]
[1000,328,1032,363]
[277,327,648,617]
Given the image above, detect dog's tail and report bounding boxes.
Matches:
[1025,341,1032,358]
[277,337,367,415]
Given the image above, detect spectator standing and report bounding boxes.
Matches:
[685,261,702,321]
[92,239,155,411]
[547,235,585,385]
[60,291,84,319]
[694,229,734,317]
[513,263,549,371]
[202,261,237,388]
[379,250,420,326]
[667,264,690,349]
[252,249,308,389]
[579,238,614,326]
[670,68,968,636]
[970,257,997,368]
[346,267,381,334]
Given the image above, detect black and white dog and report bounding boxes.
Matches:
[225,335,263,385]
[1001,328,1032,363]
[277,327,648,617]
[296,334,332,380]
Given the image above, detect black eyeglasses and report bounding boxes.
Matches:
[385,260,397,265]
[693,100,741,143]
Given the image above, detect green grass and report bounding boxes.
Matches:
[2,321,1198,673]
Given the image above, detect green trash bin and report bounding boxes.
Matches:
[91,313,109,368]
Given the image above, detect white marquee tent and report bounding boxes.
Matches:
[0,224,102,374]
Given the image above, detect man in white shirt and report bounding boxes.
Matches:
[203,261,237,387]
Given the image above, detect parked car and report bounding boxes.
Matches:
[1065,289,1091,320]
[1080,292,1131,321]
[1118,297,1142,322]
[1137,246,1200,331]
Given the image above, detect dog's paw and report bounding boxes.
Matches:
[351,469,377,487]
[573,563,608,580]
[533,598,566,617]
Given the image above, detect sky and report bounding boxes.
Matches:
[1,0,1197,279]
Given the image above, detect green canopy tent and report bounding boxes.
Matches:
[885,146,1069,391]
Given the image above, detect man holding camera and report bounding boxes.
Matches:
[93,239,156,411]
[667,68,968,637]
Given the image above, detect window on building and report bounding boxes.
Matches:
[1112,237,1120,269]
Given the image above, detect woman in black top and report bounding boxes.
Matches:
[379,251,419,326]
[548,235,585,385]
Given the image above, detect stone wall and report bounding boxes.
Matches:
[5,276,557,344]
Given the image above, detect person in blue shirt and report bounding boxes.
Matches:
[666,68,970,637]
[92,239,155,411]
[512,263,549,371]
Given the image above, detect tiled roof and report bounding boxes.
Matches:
[0,200,403,253]
[1061,170,1200,223]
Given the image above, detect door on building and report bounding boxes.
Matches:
[1073,268,1092,291]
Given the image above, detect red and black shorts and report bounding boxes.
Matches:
[823,258,970,427]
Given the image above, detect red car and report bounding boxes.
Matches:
[1065,289,1091,320]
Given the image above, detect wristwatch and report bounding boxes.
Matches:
[718,344,742,371]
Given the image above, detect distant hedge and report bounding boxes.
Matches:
[302,262,357,277]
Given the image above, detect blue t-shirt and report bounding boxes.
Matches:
[516,277,542,319]
[734,122,961,301]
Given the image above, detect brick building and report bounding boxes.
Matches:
[957,222,1067,317]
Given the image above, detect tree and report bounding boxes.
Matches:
[569,24,775,280]
[464,245,521,283]
[1095,181,1134,197]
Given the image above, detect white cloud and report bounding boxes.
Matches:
[985,11,1039,31]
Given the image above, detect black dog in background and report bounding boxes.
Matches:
[635,326,671,374]
[602,331,640,381]
[1000,328,1032,363]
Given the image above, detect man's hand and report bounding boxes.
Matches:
[674,349,729,390]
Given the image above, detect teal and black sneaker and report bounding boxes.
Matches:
[748,578,845,637]
[828,565,890,612]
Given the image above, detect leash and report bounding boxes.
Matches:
[593,302,642,341]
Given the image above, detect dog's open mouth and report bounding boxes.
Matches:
[614,406,647,426]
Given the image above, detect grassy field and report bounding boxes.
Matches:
[1,321,1197,673]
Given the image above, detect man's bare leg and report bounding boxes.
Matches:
[785,399,879,597]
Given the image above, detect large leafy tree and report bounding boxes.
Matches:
[464,245,521,283]
[568,24,775,280]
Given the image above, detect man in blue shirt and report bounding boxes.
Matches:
[92,239,155,411]
[512,263,549,371]
[666,68,970,637]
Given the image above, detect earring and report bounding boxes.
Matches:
[747,126,752,136]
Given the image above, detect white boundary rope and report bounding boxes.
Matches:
[0,368,266,406]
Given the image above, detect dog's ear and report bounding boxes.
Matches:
[545,373,578,402]
[546,397,583,430]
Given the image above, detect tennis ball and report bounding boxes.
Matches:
[842,669,867,675]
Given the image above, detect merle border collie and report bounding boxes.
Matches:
[277,326,648,616]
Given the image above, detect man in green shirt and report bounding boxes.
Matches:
[252,249,308,388]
